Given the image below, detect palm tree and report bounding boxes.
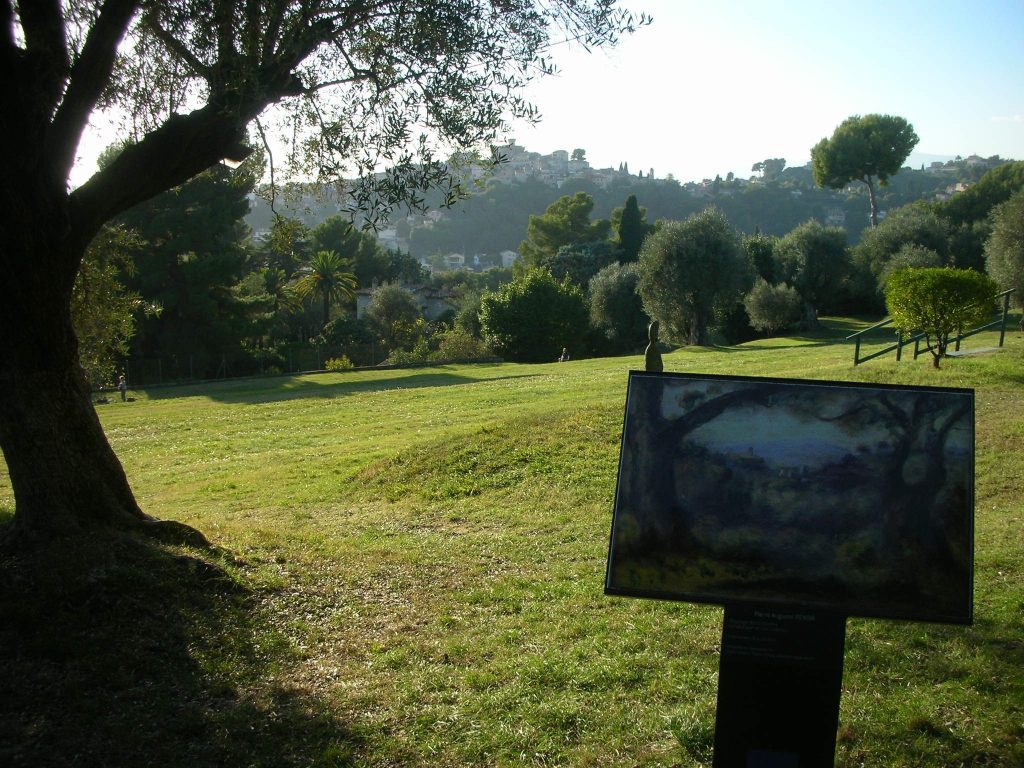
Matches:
[262,267,300,314]
[294,250,357,329]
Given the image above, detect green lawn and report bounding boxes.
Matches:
[2,320,1022,767]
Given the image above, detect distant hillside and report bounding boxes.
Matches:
[244,152,1014,260]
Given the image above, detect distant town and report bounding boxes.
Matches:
[246,142,1010,272]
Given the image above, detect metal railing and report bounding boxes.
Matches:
[847,289,1015,366]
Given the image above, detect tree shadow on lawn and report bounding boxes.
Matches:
[0,525,365,768]
[715,338,848,351]
[668,337,847,356]
[704,317,897,352]
[142,369,543,404]
[836,614,1024,766]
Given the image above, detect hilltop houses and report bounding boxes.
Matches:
[489,140,647,189]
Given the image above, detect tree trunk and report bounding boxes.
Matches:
[689,313,709,346]
[933,334,948,368]
[865,177,878,228]
[800,300,819,330]
[0,191,147,543]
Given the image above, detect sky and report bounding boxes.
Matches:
[506,0,1024,181]
[70,0,1024,187]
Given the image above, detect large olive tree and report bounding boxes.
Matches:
[985,188,1024,320]
[774,219,850,329]
[636,208,752,346]
[0,0,645,544]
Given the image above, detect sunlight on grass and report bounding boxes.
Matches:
[2,323,1022,766]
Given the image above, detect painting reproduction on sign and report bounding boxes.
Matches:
[605,372,974,624]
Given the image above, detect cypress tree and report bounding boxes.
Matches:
[617,194,647,263]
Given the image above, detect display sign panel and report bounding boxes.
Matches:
[605,372,974,624]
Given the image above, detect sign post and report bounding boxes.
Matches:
[605,367,975,767]
[713,605,847,767]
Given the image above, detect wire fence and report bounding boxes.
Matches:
[121,341,385,387]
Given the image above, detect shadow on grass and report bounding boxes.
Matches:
[0,524,365,768]
[709,338,850,352]
[141,368,541,405]
[843,611,1024,764]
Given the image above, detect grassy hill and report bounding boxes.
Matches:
[2,320,1022,767]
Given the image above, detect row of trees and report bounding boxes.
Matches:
[148,113,1007,379]
[71,156,451,385]
[77,135,1024,384]
[461,155,1023,363]
[425,116,1021,365]
[475,206,848,359]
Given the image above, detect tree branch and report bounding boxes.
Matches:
[216,0,237,69]
[69,104,248,237]
[141,10,212,79]
[253,115,278,212]
[14,0,68,114]
[1,1,18,65]
[655,384,789,445]
[48,0,140,183]
[244,0,262,60]
[261,0,286,61]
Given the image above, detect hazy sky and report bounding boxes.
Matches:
[508,0,1024,181]
[70,0,1023,187]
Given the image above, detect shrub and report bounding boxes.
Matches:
[454,292,484,337]
[324,355,355,372]
[743,279,803,334]
[479,268,589,363]
[885,267,999,368]
[386,336,430,366]
[429,328,494,362]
